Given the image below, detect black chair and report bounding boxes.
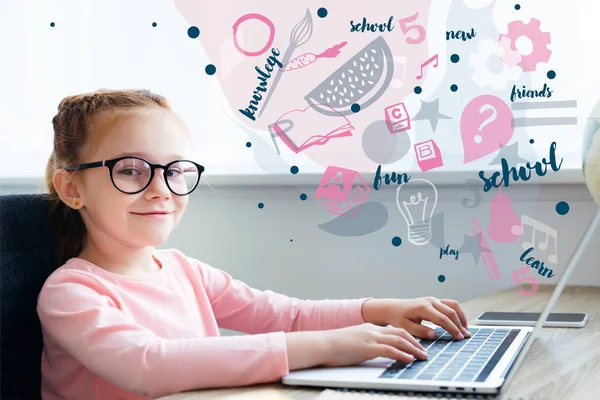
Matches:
[0,194,61,400]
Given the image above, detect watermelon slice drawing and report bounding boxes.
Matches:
[304,36,394,117]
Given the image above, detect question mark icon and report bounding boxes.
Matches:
[475,104,498,144]
[460,94,514,163]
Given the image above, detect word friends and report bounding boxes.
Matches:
[239,48,283,121]
[520,247,555,278]
[510,83,553,103]
[440,245,459,260]
[479,142,563,192]
[373,165,411,190]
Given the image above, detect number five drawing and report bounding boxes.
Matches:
[398,13,426,45]
[512,266,539,296]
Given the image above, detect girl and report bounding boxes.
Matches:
[38,89,472,400]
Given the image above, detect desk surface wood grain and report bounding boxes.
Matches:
[156,285,600,400]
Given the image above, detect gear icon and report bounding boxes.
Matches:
[499,18,552,72]
[469,39,522,91]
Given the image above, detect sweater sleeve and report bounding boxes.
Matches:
[36,271,289,399]
[192,257,369,334]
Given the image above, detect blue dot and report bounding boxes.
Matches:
[391,236,402,247]
[50,22,55,27]
[450,54,460,63]
[438,275,446,283]
[246,141,252,147]
[450,84,458,92]
[290,239,294,242]
[152,22,157,27]
[317,7,328,18]
[351,103,360,113]
[515,4,521,10]
[414,86,422,94]
[290,166,299,174]
[258,202,264,209]
[188,26,200,38]
[556,201,569,215]
[529,139,534,144]
[547,70,556,79]
[205,64,216,75]
[300,193,307,201]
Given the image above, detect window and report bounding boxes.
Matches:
[1,0,597,185]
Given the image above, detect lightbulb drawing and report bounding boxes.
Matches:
[396,179,438,246]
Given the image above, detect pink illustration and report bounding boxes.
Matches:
[488,187,522,243]
[472,218,501,282]
[499,18,552,72]
[414,139,443,172]
[270,103,354,154]
[315,166,370,217]
[232,13,276,57]
[384,102,411,133]
[460,95,514,163]
[282,42,347,71]
[416,54,438,79]
[175,0,433,171]
[512,266,539,296]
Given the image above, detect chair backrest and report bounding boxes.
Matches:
[0,194,60,400]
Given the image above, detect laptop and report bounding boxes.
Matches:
[282,211,599,396]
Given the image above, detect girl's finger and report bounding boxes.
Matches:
[402,320,438,340]
[380,325,425,350]
[440,299,469,330]
[424,305,463,339]
[369,344,415,364]
[432,301,467,338]
[376,334,428,360]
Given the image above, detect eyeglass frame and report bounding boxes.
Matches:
[63,155,205,196]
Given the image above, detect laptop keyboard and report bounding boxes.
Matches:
[379,327,520,382]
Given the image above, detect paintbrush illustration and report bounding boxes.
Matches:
[257,9,314,118]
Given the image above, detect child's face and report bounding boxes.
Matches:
[76,109,192,249]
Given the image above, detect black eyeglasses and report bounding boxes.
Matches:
[64,156,205,196]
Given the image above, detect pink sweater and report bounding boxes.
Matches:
[36,248,368,399]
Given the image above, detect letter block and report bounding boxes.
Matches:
[414,139,443,172]
[315,166,370,217]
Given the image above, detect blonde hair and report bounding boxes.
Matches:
[45,89,172,265]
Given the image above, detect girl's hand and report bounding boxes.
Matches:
[321,323,429,367]
[361,297,471,341]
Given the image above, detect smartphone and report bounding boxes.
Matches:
[475,311,588,328]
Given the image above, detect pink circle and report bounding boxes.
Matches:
[232,13,275,57]
[511,224,523,236]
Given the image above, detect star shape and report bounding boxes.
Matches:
[427,212,446,249]
[412,99,452,132]
[488,141,529,166]
[458,233,493,265]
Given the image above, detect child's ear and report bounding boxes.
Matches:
[53,169,84,209]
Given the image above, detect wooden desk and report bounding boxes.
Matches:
[156,286,600,400]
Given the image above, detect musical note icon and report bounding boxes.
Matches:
[416,54,438,80]
[520,215,558,264]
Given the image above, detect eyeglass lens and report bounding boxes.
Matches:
[112,158,199,195]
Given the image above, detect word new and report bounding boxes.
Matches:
[373,165,411,190]
[510,83,553,102]
[520,247,555,278]
[479,142,563,192]
[440,245,459,260]
[446,28,477,41]
[350,16,394,32]
[239,48,283,121]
